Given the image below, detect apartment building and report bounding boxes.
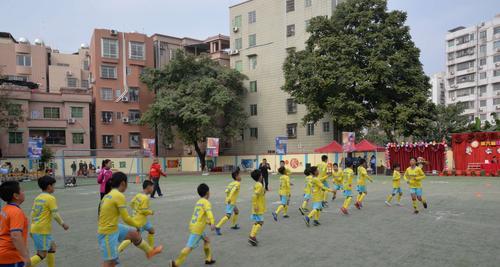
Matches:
[48,46,91,92]
[430,71,446,105]
[89,29,155,150]
[228,0,343,154]
[445,14,500,122]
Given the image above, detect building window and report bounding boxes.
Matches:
[447,39,454,47]
[494,55,500,63]
[286,0,295,12]
[480,30,487,39]
[102,135,113,148]
[494,26,500,35]
[305,0,312,7]
[41,130,66,145]
[250,104,257,116]
[456,87,474,97]
[235,38,242,50]
[480,100,487,107]
[456,73,474,84]
[306,122,314,136]
[458,101,474,110]
[8,104,21,116]
[249,81,257,92]
[67,77,77,88]
[129,87,139,102]
[287,99,297,114]
[287,123,297,139]
[116,134,122,144]
[249,127,258,138]
[248,56,257,70]
[456,47,474,58]
[239,129,244,141]
[16,54,31,66]
[129,133,141,148]
[234,15,242,28]
[287,24,296,37]
[235,60,243,72]
[8,132,23,144]
[101,111,113,123]
[494,98,500,105]
[116,112,123,120]
[479,85,487,96]
[102,38,118,58]
[494,70,500,77]
[494,41,500,49]
[129,110,141,123]
[83,59,90,71]
[43,107,60,119]
[249,34,256,47]
[126,66,132,76]
[447,52,454,61]
[7,75,28,82]
[101,65,117,79]
[101,88,113,100]
[115,88,122,99]
[323,122,330,132]
[71,107,83,118]
[455,34,472,45]
[456,60,474,71]
[480,72,487,80]
[81,80,89,89]
[480,58,487,66]
[248,11,256,24]
[129,41,145,60]
[493,83,500,91]
[72,133,84,144]
[479,45,486,54]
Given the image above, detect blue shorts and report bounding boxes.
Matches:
[322,181,330,188]
[334,184,343,191]
[343,190,353,197]
[280,195,289,205]
[357,185,367,193]
[31,233,53,251]
[186,232,206,249]
[392,187,403,194]
[139,221,153,232]
[303,193,311,200]
[410,188,423,196]
[312,201,323,210]
[97,224,131,261]
[251,214,264,222]
[225,204,236,214]
[0,263,25,267]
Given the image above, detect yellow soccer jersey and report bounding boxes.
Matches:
[279,175,291,196]
[404,167,426,188]
[98,189,139,234]
[30,193,61,234]
[225,181,241,205]
[252,182,266,215]
[130,193,153,227]
[284,168,292,176]
[189,198,215,235]
[303,175,313,194]
[311,177,329,202]
[317,161,329,182]
[343,168,355,191]
[392,170,401,188]
[357,166,372,186]
[332,169,343,185]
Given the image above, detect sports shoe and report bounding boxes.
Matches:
[215,227,222,236]
[322,201,329,208]
[396,202,402,206]
[230,224,240,230]
[272,212,278,222]
[205,260,216,265]
[170,260,178,267]
[414,210,419,214]
[313,220,321,226]
[354,202,361,210]
[248,236,258,246]
[303,216,310,227]
[340,207,349,215]
[299,208,305,215]
[332,196,336,201]
[384,201,392,207]
[146,245,163,259]
[423,202,428,209]
[283,215,289,218]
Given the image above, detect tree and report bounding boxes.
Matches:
[424,104,468,143]
[40,146,54,171]
[0,85,23,129]
[141,51,248,171]
[282,0,434,142]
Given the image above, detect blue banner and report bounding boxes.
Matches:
[28,137,43,160]
[275,136,288,155]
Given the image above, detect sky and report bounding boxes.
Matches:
[1,0,499,75]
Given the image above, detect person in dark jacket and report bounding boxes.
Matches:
[259,158,271,191]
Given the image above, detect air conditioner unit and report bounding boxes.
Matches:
[497,91,500,96]
[496,63,500,68]
[166,144,173,150]
[450,71,455,75]
[122,96,129,102]
[66,71,73,76]
[122,117,129,123]
[478,66,483,70]
[479,109,484,113]
[229,49,240,55]
[496,105,500,110]
[110,29,118,36]
[232,27,239,33]
[67,118,76,124]
[451,97,456,101]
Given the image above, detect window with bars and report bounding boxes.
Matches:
[287,24,296,37]
[128,110,141,123]
[287,123,297,139]
[129,87,139,102]
[129,42,145,60]
[286,0,295,12]
[101,65,117,79]
[67,77,78,88]
[71,107,83,118]
[101,88,113,100]
[72,133,84,144]
[102,38,118,58]
[248,11,256,24]
[456,60,474,71]
[129,133,141,148]
[250,104,257,116]
[306,123,315,136]
[102,135,114,148]
[81,80,89,89]
[287,99,297,114]
[305,0,312,7]
[101,111,113,123]
[43,107,60,119]
[456,73,475,84]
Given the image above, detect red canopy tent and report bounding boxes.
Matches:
[355,139,385,152]
[314,140,343,153]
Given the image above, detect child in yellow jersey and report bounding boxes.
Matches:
[98,172,163,267]
[170,183,216,267]
[354,159,373,210]
[279,160,292,176]
[29,176,69,267]
[340,161,355,215]
[385,163,403,207]
[272,167,291,221]
[299,168,313,215]
[317,155,330,207]
[117,180,156,252]
[331,163,343,201]
[303,166,334,226]
[215,168,242,235]
[248,169,266,246]
[404,157,428,214]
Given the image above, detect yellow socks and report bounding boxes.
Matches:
[397,194,402,202]
[203,243,212,261]
[307,209,317,219]
[30,255,43,266]
[47,252,55,267]
[118,240,132,252]
[343,196,352,209]
[136,239,153,254]
[216,216,229,228]
[275,205,284,215]
[231,214,239,226]
[358,193,366,203]
[250,223,261,238]
[412,200,418,211]
[148,233,155,247]
[175,247,192,266]
[283,205,288,216]
[323,191,329,202]
[386,195,393,203]
[315,210,321,220]
[301,200,308,209]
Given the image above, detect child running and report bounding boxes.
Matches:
[29,176,69,267]
[385,163,403,207]
[118,180,156,252]
[299,167,313,215]
[317,155,330,207]
[248,169,266,246]
[170,183,216,266]
[354,159,373,209]
[340,161,355,215]
[98,172,163,267]
[215,168,242,235]
[404,157,428,214]
[331,163,343,201]
[272,166,291,221]
[303,166,334,226]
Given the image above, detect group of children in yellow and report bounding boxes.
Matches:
[0,156,428,267]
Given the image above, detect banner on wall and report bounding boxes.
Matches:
[142,139,156,157]
[27,137,43,160]
[167,160,179,168]
[275,136,288,155]
[342,132,356,152]
[206,137,220,157]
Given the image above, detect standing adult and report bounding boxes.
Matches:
[149,158,167,198]
[83,161,88,177]
[97,159,112,199]
[78,160,84,176]
[71,161,77,176]
[370,155,376,174]
[259,159,271,191]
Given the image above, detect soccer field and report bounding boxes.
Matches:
[16,173,500,267]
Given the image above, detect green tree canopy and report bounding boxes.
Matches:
[141,51,248,170]
[424,104,468,143]
[282,0,434,141]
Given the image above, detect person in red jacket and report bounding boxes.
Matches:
[149,158,166,198]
